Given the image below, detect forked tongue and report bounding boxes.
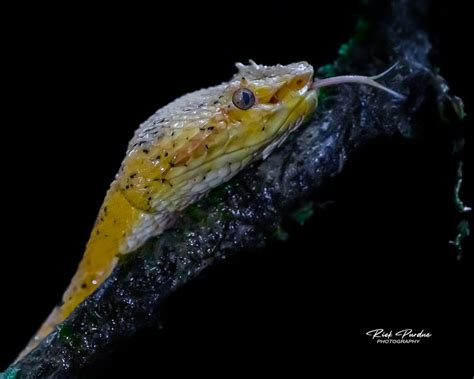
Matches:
[311,63,406,99]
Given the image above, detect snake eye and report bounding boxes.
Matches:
[232,88,255,110]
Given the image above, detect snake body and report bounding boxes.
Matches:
[19,61,318,359]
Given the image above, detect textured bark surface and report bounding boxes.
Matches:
[5,0,464,377]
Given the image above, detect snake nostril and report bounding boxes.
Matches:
[291,77,306,90]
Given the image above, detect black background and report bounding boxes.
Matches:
[2,1,472,377]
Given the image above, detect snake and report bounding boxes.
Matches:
[18,60,403,360]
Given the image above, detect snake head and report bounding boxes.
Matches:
[118,61,318,212]
[214,60,318,160]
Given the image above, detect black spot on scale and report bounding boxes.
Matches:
[129,173,137,179]
[143,149,149,154]
[81,283,87,289]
